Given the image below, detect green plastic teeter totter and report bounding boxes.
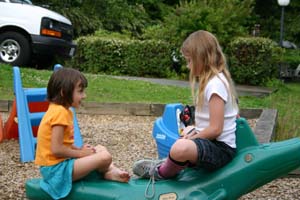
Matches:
[25,117,300,200]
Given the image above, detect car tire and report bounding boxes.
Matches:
[0,31,31,66]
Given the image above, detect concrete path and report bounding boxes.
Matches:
[112,76,273,97]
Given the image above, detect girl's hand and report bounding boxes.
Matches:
[79,148,95,157]
[79,144,96,157]
[82,143,94,150]
[93,145,108,153]
[181,126,196,139]
[78,144,108,157]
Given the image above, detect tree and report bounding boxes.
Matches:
[254,0,300,45]
[143,0,255,47]
[32,0,151,38]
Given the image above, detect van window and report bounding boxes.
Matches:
[10,0,32,4]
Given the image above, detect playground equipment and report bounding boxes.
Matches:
[0,65,83,162]
[26,104,300,200]
[153,103,184,158]
[0,99,49,142]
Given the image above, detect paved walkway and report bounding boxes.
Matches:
[113,76,273,97]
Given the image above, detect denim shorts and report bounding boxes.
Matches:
[192,138,236,171]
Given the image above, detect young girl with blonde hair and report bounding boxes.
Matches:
[133,30,239,181]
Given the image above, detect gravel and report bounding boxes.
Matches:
[0,113,300,199]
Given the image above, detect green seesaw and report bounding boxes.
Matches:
[26,116,300,200]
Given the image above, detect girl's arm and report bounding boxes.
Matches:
[51,125,94,158]
[71,144,94,151]
[186,94,224,140]
[71,145,81,150]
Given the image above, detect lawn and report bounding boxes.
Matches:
[1,64,299,141]
[0,64,192,104]
[238,83,300,141]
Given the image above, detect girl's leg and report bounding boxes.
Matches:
[73,145,129,182]
[158,139,198,178]
[72,146,112,181]
[169,139,198,163]
[104,163,130,182]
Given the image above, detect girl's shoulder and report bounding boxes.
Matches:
[48,103,70,114]
[208,73,228,87]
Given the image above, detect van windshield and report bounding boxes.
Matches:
[10,0,32,4]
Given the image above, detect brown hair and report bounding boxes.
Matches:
[181,30,237,110]
[47,68,88,107]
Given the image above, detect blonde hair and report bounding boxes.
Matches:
[181,30,237,110]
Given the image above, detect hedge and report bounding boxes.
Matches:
[227,37,282,86]
[67,36,174,78]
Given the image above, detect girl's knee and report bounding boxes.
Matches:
[170,139,194,159]
[95,149,112,166]
[172,139,190,151]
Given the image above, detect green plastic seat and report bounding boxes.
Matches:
[26,118,300,200]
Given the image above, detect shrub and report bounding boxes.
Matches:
[228,37,282,86]
[67,35,174,78]
[142,0,254,48]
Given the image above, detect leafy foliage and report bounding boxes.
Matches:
[254,0,300,45]
[32,0,152,38]
[60,7,102,37]
[31,0,300,46]
[29,0,300,85]
[67,34,174,78]
[281,49,300,70]
[142,0,254,47]
[228,37,282,86]
[141,0,255,78]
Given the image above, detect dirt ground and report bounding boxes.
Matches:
[0,114,157,199]
[0,113,300,199]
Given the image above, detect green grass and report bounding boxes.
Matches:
[1,64,299,141]
[239,83,300,141]
[0,64,192,104]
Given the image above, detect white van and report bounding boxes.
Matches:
[0,0,76,67]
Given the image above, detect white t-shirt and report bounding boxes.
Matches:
[195,73,238,148]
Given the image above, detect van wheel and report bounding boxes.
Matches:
[0,31,31,66]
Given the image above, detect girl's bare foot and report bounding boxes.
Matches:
[104,166,130,183]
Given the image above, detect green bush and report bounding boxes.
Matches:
[67,35,174,78]
[228,37,282,86]
[142,0,254,48]
[141,0,255,79]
